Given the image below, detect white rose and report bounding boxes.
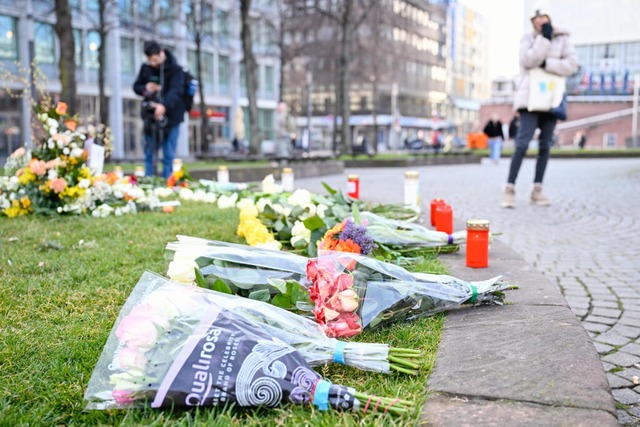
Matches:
[8,176,19,191]
[261,174,282,194]
[78,179,91,189]
[71,148,84,158]
[62,147,70,155]
[288,189,312,207]
[47,118,58,128]
[49,127,58,136]
[256,197,272,213]
[290,220,311,247]
[179,187,194,200]
[316,204,328,219]
[255,240,282,251]
[236,198,255,210]
[47,169,58,180]
[217,193,238,209]
[166,260,197,284]
[114,207,123,216]
[48,141,55,149]
[203,192,217,203]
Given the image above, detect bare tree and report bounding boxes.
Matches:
[185,0,214,153]
[314,0,378,155]
[54,0,78,113]
[240,0,260,155]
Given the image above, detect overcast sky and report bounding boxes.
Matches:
[457,0,525,79]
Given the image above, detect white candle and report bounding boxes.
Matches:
[404,171,420,210]
[217,165,229,183]
[282,167,294,192]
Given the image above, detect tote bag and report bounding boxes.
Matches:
[527,68,566,112]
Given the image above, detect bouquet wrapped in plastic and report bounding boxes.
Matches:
[166,237,514,338]
[84,271,416,414]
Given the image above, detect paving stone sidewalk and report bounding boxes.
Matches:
[297,157,640,425]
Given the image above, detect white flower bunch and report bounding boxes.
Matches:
[91,204,115,218]
[153,187,174,198]
[261,174,282,194]
[290,220,311,247]
[217,192,238,209]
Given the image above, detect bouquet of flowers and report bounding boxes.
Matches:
[166,237,514,338]
[84,271,413,414]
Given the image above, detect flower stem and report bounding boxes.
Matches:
[390,364,418,375]
[388,355,421,370]
[352,391,414,415]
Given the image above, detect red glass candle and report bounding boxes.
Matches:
[347,174,360,199]
[466,220,490,268]
[430,198,446,226]
[435,203,453,234]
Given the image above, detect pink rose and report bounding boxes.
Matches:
[30,160,47,176]
[322,306,341,322]
[112,389,135,405]
[334,289,359,313]
[115,314,160,348]
[334,273,353,292]
[327,312,362,338]
[128,303,170,329]
[49,178,67,194]
[45,159,61,170]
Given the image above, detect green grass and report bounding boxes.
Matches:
[103,160,273,174]
[0,203,445,426]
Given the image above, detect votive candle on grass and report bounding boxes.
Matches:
[466,220,490,268]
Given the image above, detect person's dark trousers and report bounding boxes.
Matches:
[507,110,557,184]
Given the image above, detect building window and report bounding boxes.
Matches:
[157,0,173,35]
[0,15,18,60]
[86,0,99,12]
[218,54,230,93]
[34,22,56,65]
[119,0,133,26]
[188,50,213,85]
[73,29,82,67]
[137,0,152,19]
[86,31,100,70]
[258,108,274,140]
[121,37,135,75]
[265,65,274,96]
[217,9,229,41]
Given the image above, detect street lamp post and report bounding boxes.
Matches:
[633,73,639,146]
[305,70,312,152]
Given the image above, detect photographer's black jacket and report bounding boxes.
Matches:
[133,49,187,128]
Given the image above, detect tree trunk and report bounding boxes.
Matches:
[54,0,77,113]
[98,0,109,126]
[339,4,352,156]
[240,0,260,155]
[195,35,210,153]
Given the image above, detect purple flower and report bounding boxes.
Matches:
[340,220,378,255]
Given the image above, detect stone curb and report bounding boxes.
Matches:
[421,238,618,426]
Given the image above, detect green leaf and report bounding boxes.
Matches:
[274,219,285,232]
[308,229,325,258]
[266,277,287,294]
[211,278,232,294]
[290,205,304,219]
[303,215,325,231]
[194,268,206,288]
[352,204,361,224]
[248,289,271,302]
[321,181,337,196]
[194,256,212,269]
[271,293,293,309]
[292,238,308,249]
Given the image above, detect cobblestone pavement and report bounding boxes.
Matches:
[297,157,640,425]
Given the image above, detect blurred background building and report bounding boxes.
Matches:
[0,0,279,161]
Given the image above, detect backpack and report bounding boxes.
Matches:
[183,69,198,112]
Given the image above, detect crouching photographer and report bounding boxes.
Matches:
[133,40,187,178]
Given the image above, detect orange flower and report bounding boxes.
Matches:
[335,239,362,254]
[105,172,118,185]
[55,102,68,115]
[64,119,77,131]
[167,174,177,188]
[29,159,47,176]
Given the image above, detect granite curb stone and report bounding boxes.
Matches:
[421,239,617,426]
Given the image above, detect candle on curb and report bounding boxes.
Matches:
[217,165,229,183]
[282,167,294,192]
[466,219,490,268]
[435,203,453,234]
[172,159,183,173]
[347,174,360,199]
[430,198,446,227]
[134,166,145,177]
[404,171,420,211]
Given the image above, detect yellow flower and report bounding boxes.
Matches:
[20,197,31,209]
[78,166,91,179]
[2,199,32,217]
[18,167,36,185]
[60,185,86,199]
[236,206,276,246]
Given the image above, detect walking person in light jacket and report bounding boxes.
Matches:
[502,5,578,208]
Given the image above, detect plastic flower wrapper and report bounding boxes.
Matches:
[84,271,413,415]
[166,236,514,338]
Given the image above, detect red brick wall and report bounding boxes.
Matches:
[480,101,636,148]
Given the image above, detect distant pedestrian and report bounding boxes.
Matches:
[483,113,505,164]
[573,131,587,149]
[502,5,578,208]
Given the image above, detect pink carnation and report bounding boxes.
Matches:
[49,178,67,194]
[112,389,135,405]
[30,160,47,176]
